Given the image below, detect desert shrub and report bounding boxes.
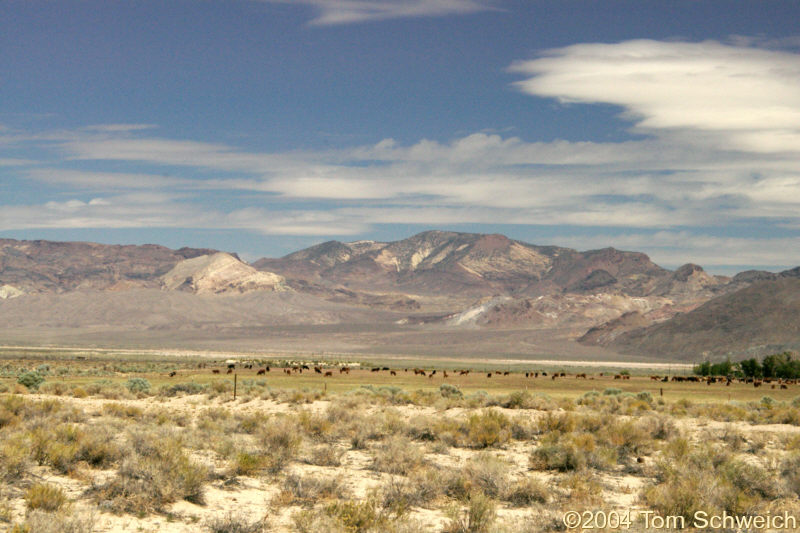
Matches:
[530,435,588,472]
[124,378,150,394]
[278,473,346,507]
[440,383,463,399]
[297,409,334,442]
[17,371,45,391]
[24,483,67,511]
[443,491,496,533]
[233,451,266,476]
[502,477,549,506]
[371,436,424,475]
[0,436,30,481]
[463,453,508,498]
[603,388,622,396]
[8,510,95,533]
[536,412,576,434]
[258,416,302,473]
[308,444,344,467]
[91,437,208,513]
[102,403,143,419]
[158,382,207,397]
[205,512,268,533]
[465,409,510,448]
[325,495,389,533]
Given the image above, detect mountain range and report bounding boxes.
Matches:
[1,231,797,361]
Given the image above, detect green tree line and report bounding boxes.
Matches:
[694,352,800,379]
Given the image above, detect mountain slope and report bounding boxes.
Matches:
[600,277,800,359]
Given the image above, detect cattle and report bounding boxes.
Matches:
[781,384,789,390]
[541,372,547,377]
[212,369,220,374]
[168,371,177,377]
[227,363,235,370]
[371,367,380,372]
[503,371,509,376]
[382,367,390,371]
[265,366,270,372]
[257,368,266,375]
[431,370,437,376]
[487,372,491,378]
[459,370,469,376]
[390,370,397,376]
[443,371,448,378]
[650,375,661,381]
[340,366,350,374]
[226,368,233,374]
[302,365,310,370]
[534,372,539,378]
[576,373,587,379]
[552,374,557,380]
[614,374,622,380]
[324,371,333,377]
[314,366,322,374]
[560,372,566,377]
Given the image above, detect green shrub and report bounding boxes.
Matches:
[440,383,463,399]
[17,371,45,391]
[603,388,622,396]
[124,378,151,394]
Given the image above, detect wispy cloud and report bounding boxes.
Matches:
[264,0,499,26]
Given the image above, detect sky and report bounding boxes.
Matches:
[2,0,800,274]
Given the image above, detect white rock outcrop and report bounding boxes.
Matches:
[161,253,287,294]
[0,284,24,299]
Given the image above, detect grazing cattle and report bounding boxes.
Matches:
[781,384,789,389]
[459,370,469,376]
[428,373,434,379]
[227,363,235,370]
[244,364,253,369]
[302,365,310,370]
[576,373,587,379]
[650,375,661,381]
[541,372,547,377]
[443,371,448,378]
[314,366,322,374]
[552,374,557,380]
[284,368,291,375]
[614,374,622,380]
[390,370,397,376]
[382,367,390,371]
[226,368,233,374]
[431,370,437,376]
[371,367,380,372]
[754,380,763,388]
[534,372,539,378]
[487,372,491,378]
[265,366,270,372]
[168,371,177,377]
[257,368,266,375]
[340,366,350,374]
[324,371,333,377]
[662,376,669,382]
[503,371,509,376]
[212,369,220,374]
[560,372,566,377]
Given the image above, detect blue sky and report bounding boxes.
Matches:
[2,0,800,274]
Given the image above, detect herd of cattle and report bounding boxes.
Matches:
[165,364,797,389]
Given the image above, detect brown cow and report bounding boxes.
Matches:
[314,366,322,374]
[212,369,220,374]
[257,368,266,375]
[324,371,333,377]
[168,371,177,377]
[390,370,397,376]
[226,368,233,374]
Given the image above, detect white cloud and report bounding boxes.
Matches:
[264,0,498,26]
[509,39,800,154]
